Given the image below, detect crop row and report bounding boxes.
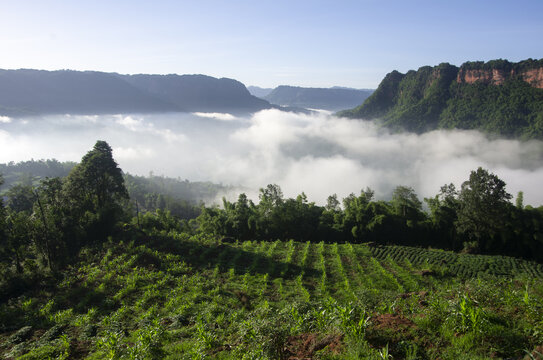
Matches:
[369,245,543,279]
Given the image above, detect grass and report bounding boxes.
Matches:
[1,233,543,359]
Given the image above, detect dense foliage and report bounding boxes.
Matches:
[339,59,543,139]
[0,158,230,221]
[197,169,543,263]
[0,159,76,190]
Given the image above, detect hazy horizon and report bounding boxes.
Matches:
[2,110,543,207]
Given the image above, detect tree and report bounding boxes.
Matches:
[425,183,459,249]
[63,141,128,243]
[342,188,377,241]
[3,209,33,273]
[325,194,340,212]
[516,191,524,209]
[6,183,35,213]
[0,174,6,265]
[455,167,512,252]
[391,186,424,223]
[33,177,73,270]
[258,184,283,211]
[64,140,128,211]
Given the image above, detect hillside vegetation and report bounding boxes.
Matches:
[339,59,543,139]
[2,141,543,359]
[1,234,543,359]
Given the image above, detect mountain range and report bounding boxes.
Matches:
[249,85,374,111]
[338,58,543,139]
[0,69,273,117]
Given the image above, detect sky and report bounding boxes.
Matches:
[1,0,542,88]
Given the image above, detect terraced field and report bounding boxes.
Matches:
[1,234,543,359]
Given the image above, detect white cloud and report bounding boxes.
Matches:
[2,110,543,207]
[114,115,186,143]
[193,112,238,121]
[113,146,155,160]
[0,116,12,123]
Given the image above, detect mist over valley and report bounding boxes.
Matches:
[2,109,543,206]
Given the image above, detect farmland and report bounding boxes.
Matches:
[2,232,542,359]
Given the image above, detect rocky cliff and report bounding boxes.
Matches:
[339,58,543,139]
[456,59,543,88]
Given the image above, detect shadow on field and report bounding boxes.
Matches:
[145,234,321,281]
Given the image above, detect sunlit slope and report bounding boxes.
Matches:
[2,235,542,359]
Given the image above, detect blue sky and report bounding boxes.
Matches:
[1,0,542,88]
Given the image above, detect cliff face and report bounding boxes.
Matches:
[456,59,543,88]
[339,58,543,139]
[456,68,507,85]
[521,67,543,89]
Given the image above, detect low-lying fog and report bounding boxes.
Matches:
[1,110,543,206]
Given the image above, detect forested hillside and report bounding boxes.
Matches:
[0,70,273,117]
[0,159,229,221]
[339,59,543,139]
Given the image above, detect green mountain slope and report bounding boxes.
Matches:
[339,59,543,139]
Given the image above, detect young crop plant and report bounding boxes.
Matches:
[335,301,371,339]
[452,294,487,334]
[280,239,295,278]
[296,274,311,302]
[330,242,354,300]
[295,241,312,302]
[247,241,267,274]
[369,257,404,292]
[384,256,419,292]
[263,240,279,278]
[124,319,166,359]
[317,241,328,296]
[344,242,374,290]
[300,241,310,268]
[95,328,126,360]
[378,343,393,359]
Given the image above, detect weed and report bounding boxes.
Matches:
[378,343,393,359]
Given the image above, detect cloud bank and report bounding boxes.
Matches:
[1,110,543,206]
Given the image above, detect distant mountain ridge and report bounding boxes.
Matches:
[338,58,543,139]
[120,74,270,114]
[0,69,274,117]
[247,86,273,98]
[260,85,374,111]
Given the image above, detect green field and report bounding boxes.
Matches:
[2,233,543,360]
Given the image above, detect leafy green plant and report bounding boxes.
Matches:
[96,329,125,360]
[126,320,166,360]
[194,316,217,350]
[378,343,393,359]
[452,294,486,333]
[57,334,71,360]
